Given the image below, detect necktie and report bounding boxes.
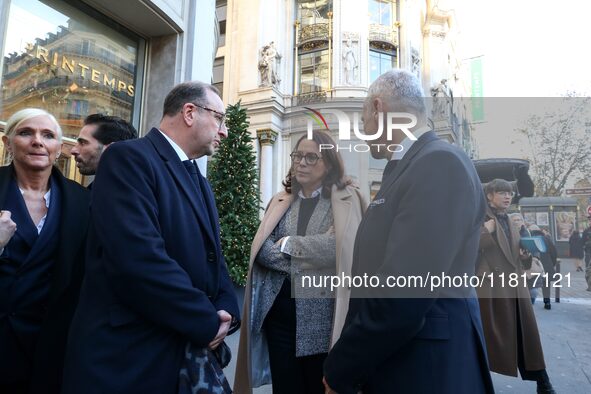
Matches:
[182,160,200,188]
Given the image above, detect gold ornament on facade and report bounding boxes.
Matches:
[300,41,328,52]
[368,23,398,50]
[298,23,329,46]
[256,129,278,145]
[293,90,327,106]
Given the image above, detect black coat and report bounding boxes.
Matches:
[324,132,494,394]
[531,230,557,276]
[0,165,89,394]
[569,231,584,259]
[62,129,239,394]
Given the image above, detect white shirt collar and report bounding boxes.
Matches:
[390,126,431,161]
[158,129,189,162]
[19,188,51,234]
[298,186,323,199]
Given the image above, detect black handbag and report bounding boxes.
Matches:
[178,342,232,394]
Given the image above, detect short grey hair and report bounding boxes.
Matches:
[367,69,427,118]
[5,108,63,142]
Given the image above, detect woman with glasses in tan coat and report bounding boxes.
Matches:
[234,131,367,394]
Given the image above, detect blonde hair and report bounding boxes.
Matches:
[5,108,63,142]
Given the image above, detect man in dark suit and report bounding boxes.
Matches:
[323,70,494,393]
[70,113,138,183]
[62,81,240,393]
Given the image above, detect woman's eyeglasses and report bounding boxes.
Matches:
[290,151,322,165]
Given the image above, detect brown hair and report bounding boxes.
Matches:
[282,131,349,198]
[484,178,514,196]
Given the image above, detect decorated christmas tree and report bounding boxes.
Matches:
[208,101,260,285]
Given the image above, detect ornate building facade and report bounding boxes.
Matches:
[216,0,476,203]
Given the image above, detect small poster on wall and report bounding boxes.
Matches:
[523,212,536,227]
[536,212,549,226]
[554,211,576,242]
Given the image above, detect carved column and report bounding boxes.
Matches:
[257,129,278,208]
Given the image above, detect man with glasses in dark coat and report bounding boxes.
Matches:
[63,81,239,394]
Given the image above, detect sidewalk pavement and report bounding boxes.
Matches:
[493,258,591,393]
[226,258,590,393]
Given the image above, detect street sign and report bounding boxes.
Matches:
[587,206,591,216]
[565,187,591,196]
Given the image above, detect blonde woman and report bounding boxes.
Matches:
[0,108,90,394]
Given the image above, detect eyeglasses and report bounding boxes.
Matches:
[192,103,226,131]
[290,151,322,165]
[495,191,516,198]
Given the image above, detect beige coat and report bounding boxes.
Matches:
[233,184,367,393]
[476,206,545,376]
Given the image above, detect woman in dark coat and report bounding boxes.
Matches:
[569,230,585,272]
[529,225,558,309]
[0,108,90,394]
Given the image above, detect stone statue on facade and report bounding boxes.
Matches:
[258,41,281,87]
[430,79,450,120]
[342,38,358,85]
[411,47,421,78]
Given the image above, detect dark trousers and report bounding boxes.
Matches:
[541,284,551,301]
[263,280,326,394]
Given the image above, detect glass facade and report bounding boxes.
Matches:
[1,0,142,179]
[369,0,393,26]
[297,0,332,27]
[369,50,395,83]
[299,50,329,94]
[296,0,332,96]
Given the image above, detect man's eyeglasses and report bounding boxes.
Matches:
[290,151,322,165]
[192,103,226,131]
[495,191,516,198]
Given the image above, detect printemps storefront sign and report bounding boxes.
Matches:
[24,43,135,97]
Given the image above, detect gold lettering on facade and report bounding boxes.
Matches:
[78,63,89,78]
[36,46,49,63]
[61,55,76,73]
[23,44,135,97]
[91,69,101,84]
[103,74,116,89]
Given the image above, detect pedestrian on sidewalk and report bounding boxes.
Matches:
[477,179,556,394]
[529,225,558,310]
[583,217,591,266]
[569,229,585,272]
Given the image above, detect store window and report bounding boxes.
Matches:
[299,50,329,94]
[369,0,393,26]
[368,0,397,84]
[296,0,332,97]
[369,50,396,83]
[1,0,142,180]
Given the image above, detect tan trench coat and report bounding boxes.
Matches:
[476,206,546,376]
[233,185,367,393]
